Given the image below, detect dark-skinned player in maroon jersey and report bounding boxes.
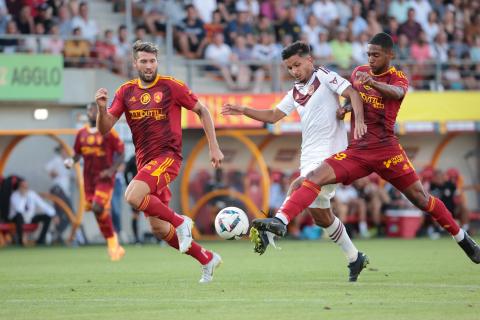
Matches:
[251,33,480,277]
[65,102,126,261]
[95,41,224,283]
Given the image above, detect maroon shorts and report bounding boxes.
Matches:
[324,144,419,191]
[134,154,180,205]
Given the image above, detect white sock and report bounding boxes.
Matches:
[275,212,289,225]
[453,228,465,242]
[325,217,358,263]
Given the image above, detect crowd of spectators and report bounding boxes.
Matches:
[1,0,479,89]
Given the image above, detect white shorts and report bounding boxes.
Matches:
[300,161,337,209]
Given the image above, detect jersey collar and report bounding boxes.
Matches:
[369,66,396,77]
[137,74,161,89]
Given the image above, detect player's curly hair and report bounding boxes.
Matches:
[132,40,159,60]
[369,32,394,50]
[281,41,311,60]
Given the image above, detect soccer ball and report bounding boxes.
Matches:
[214,207,249,240]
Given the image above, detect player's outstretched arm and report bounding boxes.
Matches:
[341,86,367,139]
[221,103,286,124]
[192,101,224,168]
[356,71,405,100]
[95,88,119,135]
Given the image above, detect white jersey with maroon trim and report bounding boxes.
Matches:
[276,67,350,169]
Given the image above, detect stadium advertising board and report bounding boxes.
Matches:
[182,93,299,128]
[0,54,63,100]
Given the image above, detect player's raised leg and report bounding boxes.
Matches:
[399,178,480,264]
[149,217,222,283]
[252,162,338,235]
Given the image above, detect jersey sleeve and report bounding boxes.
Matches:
[171,78,198,110]
[318,68,351,96]
[276,91,296,116]
[73,130,82,155]
[108,86,126,118]
[390,69,409,94]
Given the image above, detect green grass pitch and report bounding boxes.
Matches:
[0,238,479,320]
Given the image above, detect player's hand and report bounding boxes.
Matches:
[64,158,74,169]
[95,88,108,110]
[221,103,245,116]
[354,119,367,140]
[210,147,224,168]
[356,71,375,86]
[336,106,348,120]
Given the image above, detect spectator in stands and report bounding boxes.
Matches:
[366,10,382,35]
[16,5,34,34]
[95,29,118,71]
[395,33,410,61]
[251,31,280,91]
[431,31,448,64]
[450,29,469,60]
[352,32,369,65]
[335,0,352,26]
[409,0,432,27]
[34,2,53,33]
[422,11,440,44]
[71,1,98,43]
[351,2,367,38]
[192,0,217,24]
[9,179,55,246]
[134,25,148,42]
[302,14,325,48]
[45,146,72,244]
[0,4,9,35]
[443,49,464,90]
[388,0,410,24]
[253,14,274,38]
[0,20,19,53]
[63,27,90,67]
[294,0,314,27]
[471,36,480,63]
[176,4,207,59]
[217,0,237,22]
[330,27,353,71]
[312,30,332,63]
[399,8,423,43]
[259,0,285,22]
[235,0,260,19]
[142,0,167,36]
[442,8,455,41]
[204,32,237,90]
[55,4,73,39]
[6,0,22,18]
[44,23,64,54]
[204,9,225,43]
[312,0,338,28]
[231,35,257,91]
[385,17,400,44]
[24,21,46,53]
[224,9,254,46]
[465,14,480,45]
[275,7,302,42]
[410,31,432,64]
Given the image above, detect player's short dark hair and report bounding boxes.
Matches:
[281,41,311,60]
[369,32,394,51]
[132,40,159,60]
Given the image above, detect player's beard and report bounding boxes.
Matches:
[138,70,156,84]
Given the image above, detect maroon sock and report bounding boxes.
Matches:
[278,179,321,223]
[163,225,213,265]
[138,194,184,227]
[96,212,114,239]
[426,196,460,236]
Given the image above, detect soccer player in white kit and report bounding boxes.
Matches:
[221,41,369,281]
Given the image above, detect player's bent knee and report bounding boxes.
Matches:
[92,203,104,216]
[125,192,142,210]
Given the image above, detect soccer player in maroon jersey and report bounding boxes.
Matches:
[251,33,480,269]
[95,41,224,283]
[65,103,126,261]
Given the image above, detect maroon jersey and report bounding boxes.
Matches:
[349,65,409,149]
[74,126,124,194]
[108,75,198,168]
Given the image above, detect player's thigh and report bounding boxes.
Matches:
[133,155,181,194]
[324,150,372,185]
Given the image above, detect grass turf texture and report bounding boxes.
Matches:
[0,238,479,320]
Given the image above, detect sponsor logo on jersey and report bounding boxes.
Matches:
[359,92,384,109]
[154,92,163,103]
[129,108,166,121]
[140,93,151,105]
[329,76,337,85]
[383,153,405,168]
[80,146,106,157]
